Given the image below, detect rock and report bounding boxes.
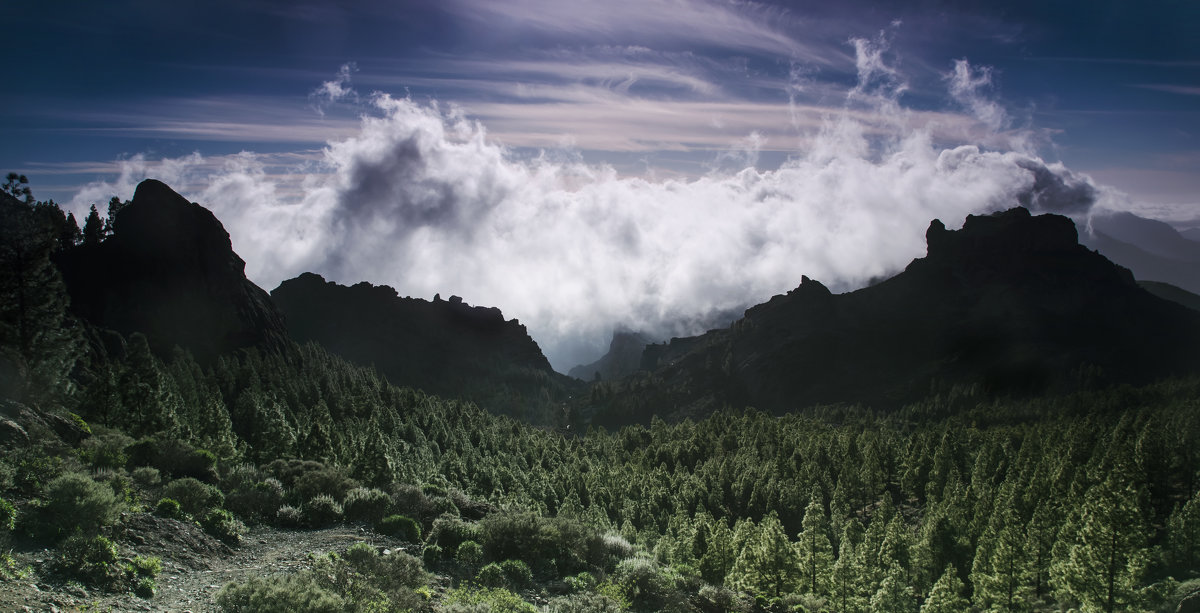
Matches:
[57,179,289,364]
[1179,588,1200,613]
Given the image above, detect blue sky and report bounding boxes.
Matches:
[4,0,1199,368]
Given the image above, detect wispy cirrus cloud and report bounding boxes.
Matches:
[1131,83,1200,96]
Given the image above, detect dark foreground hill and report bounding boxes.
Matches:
[588,207,1200,425]
[271,273,581,422]
[56,180,289,363]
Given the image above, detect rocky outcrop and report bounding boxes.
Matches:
[589,208,1200,424]
[568,331,654,381]
[56,179,288,363]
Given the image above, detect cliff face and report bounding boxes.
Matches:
[590,208,1200,424]
[57,179,288,363]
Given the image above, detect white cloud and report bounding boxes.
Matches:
[68,44,1119,371]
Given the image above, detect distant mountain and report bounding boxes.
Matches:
[568,331,654,381]
[271,273,581,422]
[56,179,288,363]
[587,208,1200,425]
[1081,211,1200,295]
[1138,280,1200,312]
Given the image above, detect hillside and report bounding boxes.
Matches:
[271,273,581,423]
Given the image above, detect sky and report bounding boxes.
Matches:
[3,0,1199,370]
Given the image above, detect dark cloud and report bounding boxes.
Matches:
[1014,158,1097,215]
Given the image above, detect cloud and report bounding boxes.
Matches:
[311,62,359,116]
[69,44,1117,371]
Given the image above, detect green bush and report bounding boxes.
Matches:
[302,494,343,528]
[55,534,123,590]
[216,572,346,613]
[477,562,507,588]
[442,586,536,613]
[479,511,591,574]
[155,497,184,519]
[545,592,626,613]
[79,432,132,469]
[428,516,478,554]
[293,467,359,504]
[227,478,285,520]
[343,487,392,524]
[276,504,304,528]
[499,559,532,588]
[457,540,483,564]
[614,557,676,611]
[378,514,422,542]
[0,496,15,532]
[38,472,121,539]
[131,466,161,488]
[203,508,245,544]
[134,577,156,598]
[422,544,443,566]
[162,477,223,517]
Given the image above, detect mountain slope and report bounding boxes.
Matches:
[56,179,288,363]
[271,273,581,422]
[589,208,1200,424]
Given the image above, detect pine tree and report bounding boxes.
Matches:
[0,193,81,404]
[1050,471,1153,612]
[870,567,916,613]
[796,496,835,597]
[921,565,968,613]
[82,204,104,246]
[1166,488,1200,573]
[727,510,801,598]
[830,526,866,613]
[970,503,1030,612]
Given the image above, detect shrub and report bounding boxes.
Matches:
[614,556,676,611]
[697,584,753,613]
[564,571,597,593]
[428,516,479,554]
[442,586,536,613]
[343,487,392,525]
[132,555,162,577]
[38,472,121,539]
[155,497,184,519]
[457,540,483,565]
[131,466,161,488]
[546,592,626,613]
[79,432,132,469]
[0,496,15,532]
[134,577,156,598]
[378,514,422,542]
[293,467,359,504]
[477,562,507,588]
[498,559,532,588]
[390,483,436,519]
[422,544,443,566]
[203,509,245,544]
[162,477,223,517]
[227,479,285,520]
[480,511,591,574]
[333,542,427,593]
[276,504,304,528]
[55,534,123,590]
[221,463,263,492]
[302,494,343,528]
[216,572,346,613]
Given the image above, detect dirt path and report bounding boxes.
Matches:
[0,514,405,612]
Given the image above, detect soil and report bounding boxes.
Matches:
[0,512,416,612]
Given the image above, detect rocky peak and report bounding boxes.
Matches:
[57,179,288,363]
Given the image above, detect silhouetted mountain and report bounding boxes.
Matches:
[588,208,1200,425]
[1139,280,1200,312]
[568,331,654,381]
[56,179,288,363]
[1079,211,1200,295]
[271,273,580,422]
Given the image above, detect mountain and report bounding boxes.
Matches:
[1080,211,1200,294]
[271,273,581,422]
[568,331,653,381]
[1139,280,1200,312]
[587,207,1200,425]
[56,179,288,363]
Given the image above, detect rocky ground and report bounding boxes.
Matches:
[0,513,417,612]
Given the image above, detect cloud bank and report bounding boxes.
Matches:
[70,45,1114,371]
